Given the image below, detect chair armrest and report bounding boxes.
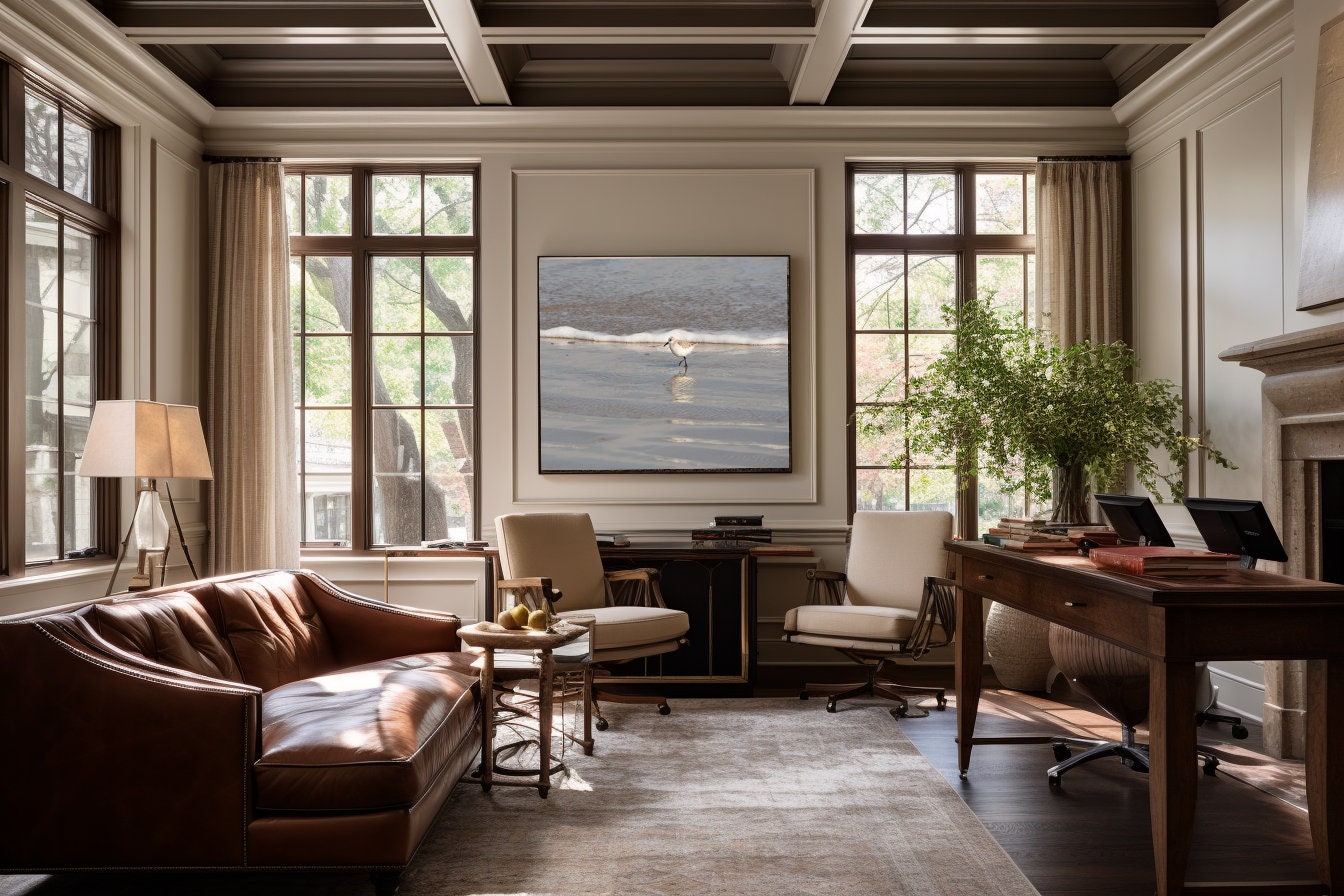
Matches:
[908,575,959,659]
[0,620,258,867]
[605,567,667,608]
[804,568,846,605]
[296,570,465,664]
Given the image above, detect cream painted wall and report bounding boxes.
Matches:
[1123,0,1344,719]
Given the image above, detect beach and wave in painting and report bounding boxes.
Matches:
[538,255,791,472]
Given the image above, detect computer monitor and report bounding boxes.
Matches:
[1093,493,1175,547]
[1183,497,1288,569]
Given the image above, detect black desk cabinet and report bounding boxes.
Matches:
[599,544,756,696]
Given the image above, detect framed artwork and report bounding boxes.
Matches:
[537,254,791,473]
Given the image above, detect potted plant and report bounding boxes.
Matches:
[856,297,1235,691]
[857,296,1234,525]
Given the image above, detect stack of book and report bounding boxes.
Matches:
[1064,525,1123,546]
[982,517,1079,552]
[1087,545,1241,576]
[692,515,771,544]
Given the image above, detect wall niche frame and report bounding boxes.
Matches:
[512,168,817,504]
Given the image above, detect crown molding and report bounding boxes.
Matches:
[204,104,1125,153]
[1113,0,1293,149]
[0,0,213,137]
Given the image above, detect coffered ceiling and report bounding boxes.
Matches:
[84,0,1244,110]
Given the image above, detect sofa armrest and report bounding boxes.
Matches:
[0,620,259,869]
[294,570,464,666]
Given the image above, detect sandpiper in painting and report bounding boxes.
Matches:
[538,255,791,473]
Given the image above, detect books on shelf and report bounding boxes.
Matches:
[1087,545,1241,576]
[420,538,489,550]
[594,532,631,547]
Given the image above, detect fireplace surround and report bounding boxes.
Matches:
[1221,320,1344,758]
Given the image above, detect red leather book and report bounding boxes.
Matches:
[1087,545,1240,575]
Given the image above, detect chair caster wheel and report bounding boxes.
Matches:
[1232,725,1248,740]
[1203,756,1220,776]
[826,699,838,713]
[1048,773,1062,789]
[934,694,947,710]
[1052,744,1071,761]
[799,690,809,700]
[658,703,671,716]
[595,718,609,731]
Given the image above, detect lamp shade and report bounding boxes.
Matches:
[77,400,214,481]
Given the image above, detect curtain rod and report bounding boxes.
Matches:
[1037,155,1131,162]
[201,155,282,163]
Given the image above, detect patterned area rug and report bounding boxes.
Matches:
[1,698,1039,896]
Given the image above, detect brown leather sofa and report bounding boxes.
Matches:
[0,569,482,894]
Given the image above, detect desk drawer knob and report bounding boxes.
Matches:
[1064,601,1087,607]
[978,574,995,582]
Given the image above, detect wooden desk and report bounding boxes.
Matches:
[948,539,1344,895]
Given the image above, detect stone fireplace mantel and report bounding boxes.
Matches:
[1221,320,1344,759]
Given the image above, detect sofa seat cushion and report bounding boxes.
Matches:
[255,653,479,813]
[89,593,243,682]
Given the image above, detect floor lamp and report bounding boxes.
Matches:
[77,400,214,595]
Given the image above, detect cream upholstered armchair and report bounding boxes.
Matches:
[783,510,957,716]
[494,513,690,731]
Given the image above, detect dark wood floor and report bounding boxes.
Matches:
[762,666,1317,896]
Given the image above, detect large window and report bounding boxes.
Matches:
[2,60,118,577]
[849,163,1035,537]
[287,167,479,549]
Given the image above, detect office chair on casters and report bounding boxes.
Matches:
[1044,624,1224,787]
[782,510,957,717]
[494,513,690,732]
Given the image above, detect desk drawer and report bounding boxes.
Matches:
[962,555,1149,647]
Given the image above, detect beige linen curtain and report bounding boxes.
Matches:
[1036,158,1126,348]
[206,159,301,572]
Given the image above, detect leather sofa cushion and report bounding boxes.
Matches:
[255,653,478,813]
[90,594,243,682]
[215,572,339,691]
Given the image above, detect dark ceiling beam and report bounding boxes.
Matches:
[861,1,1221,30]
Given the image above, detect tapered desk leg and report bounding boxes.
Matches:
[955,580,985,777]
[478,649,495,792]
[1149,658,1197,896]
[1308,658,1344,889]
[538,651,555,798]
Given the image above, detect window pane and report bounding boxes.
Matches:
[856,468,906,512]
[26,206,59,309]
[425,256,474,332]
[62,315,93,404]
[425,175,473,235]
[978,473,1029,538]
[62,115,92,201]
[1027,254,1037,320]
[372,409,423,545]
[425,408,474,539]
[853,172,904,234]
[285,175,303,235]
[909,333,952,380]
[906,173,957,235]
[424,336,472,404]
[854,334,905,404]
[304,335,352,405]
[907,254,957,328]
[373,336,422,406]
[304,174,351,236]
[855,415,905,467]
[978,253,1027,319]
[63,227,94,318]
[24,92,59,187]
[854,254,904,330]
[372,256,421,332]
[25,398,61,562]
[303,409,352,543]
[64,404,94,553]
[910,467,957,513]
[372,175,421,235]
[1026,172,1037,235]
[302,256,351,332]
[976,173,1025,235]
